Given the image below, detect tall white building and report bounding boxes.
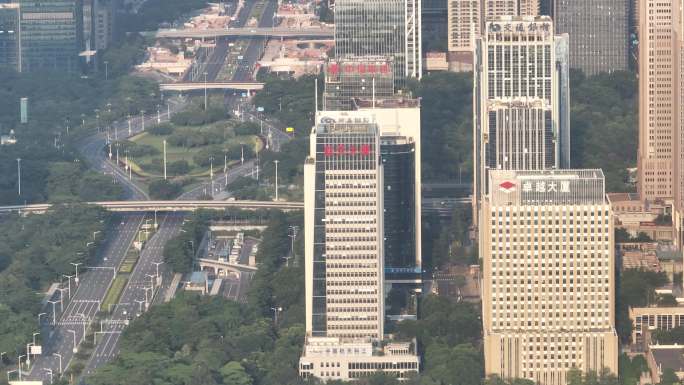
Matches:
[299,112,419,382]
[334,0,422,83]
[481,169,618,385]
[473,16,570,225]
[447,0,539,71]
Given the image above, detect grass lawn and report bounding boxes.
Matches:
[128,125,261,178]
[101,275,129,312]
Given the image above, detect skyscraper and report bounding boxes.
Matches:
[552,0,629,75]
[321,57,423,302]
[299,113,419,381]
[0,3,21,72]
[637,0,682,205]
[18,0,81,72]
[447,0,539,71]
[473,16,570,224]
[334,0,422,84]
[481,169,618,385]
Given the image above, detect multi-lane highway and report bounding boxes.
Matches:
[81,214,184,377]
[26,214,143,383]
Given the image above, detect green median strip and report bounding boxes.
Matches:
[101,275,129,312]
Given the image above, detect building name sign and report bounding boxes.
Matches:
[489,22,551,34]
[324,144,372,157]
[328,62,391,76]
[499,180,571,194]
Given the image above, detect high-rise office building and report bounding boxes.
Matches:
[637,0,682,205]
[473,16,570,224]
[0,3,21,72]
[321,57,423,298]
[334,0,422,83]
[18,0,81,72]
[481,169,618,385]
[422,0,447,52]
[446,0,539,71]
[552,0,629,75]
[299,113,419,381]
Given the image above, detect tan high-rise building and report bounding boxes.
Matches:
[637,0,682,204]
[481,169,618,385]
[447,0,539,71]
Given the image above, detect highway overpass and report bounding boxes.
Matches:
[160,82,264,91]
[0,198,469,216]
[0,200,304,214]
[156,27,334,39]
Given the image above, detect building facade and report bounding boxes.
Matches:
[637,0,682,204]
[0,3,21,72]
[473,16,570,225]
[323,57,396,111]
[334,0,422,84]
[446,0,538,71]
[552,0,628,75]
[299,113,419,381]
[18,0,81,72]
[481,169,618,385]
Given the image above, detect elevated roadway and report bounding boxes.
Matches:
[0,200,304,214]
[160,82,264,91]
[157,26,333,39]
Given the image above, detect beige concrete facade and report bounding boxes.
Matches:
[446,0,538,71]
[637,0,682,204]
[630,307,684,346]
[481,170,618,385]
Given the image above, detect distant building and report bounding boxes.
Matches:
[299,113,419,381]
[447,0,539,71]
[473,16,570,224]
[630,307,684,346]
[322,57,395,111]
[647,345,684,384]
[481,169,618,385]
[18,0,81,72]
[0,3,20,72]
[334,0,422,84]
[422,0,447,52]
[552,0,629,75]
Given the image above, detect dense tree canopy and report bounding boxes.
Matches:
[0,205,108,359]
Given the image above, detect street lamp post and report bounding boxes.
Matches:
[56,288,67,311]
[38,312,46,326]
[18,355,25,380]
[273,160,279,201]
[68,329,77,353]
[62,275,73,299]
[104,60,109,81]
[16,158,21,197]
[270,306,282,324]
[157,104,161,124]
[152,261,163,277]
[163,140,167,180]
[209,156,214,196]
[70,262,82,284]
[47,300,59,325]
[140,110,145,131]
[127,114,132,136]
[76,313,87,342]
[44,368,53,384]
[53,353,62,374]
[203,71,208,110]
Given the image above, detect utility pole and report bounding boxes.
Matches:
[16,158,21,196]
[157,105,161,123]
[163,140,167,180]
[274,160,279,201]
[203,71,208,110]
[209,156,214,196]
[140,110,145,131]
[241,145,244,165]
[127,114,132,136]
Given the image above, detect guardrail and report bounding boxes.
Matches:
[0,200,304,214]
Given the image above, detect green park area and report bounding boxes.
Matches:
[114,105,263,185]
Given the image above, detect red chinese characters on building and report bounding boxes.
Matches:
[333,62,391,76]
[323,144,373,157]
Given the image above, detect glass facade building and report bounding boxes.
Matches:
[380,138,416,279]
[19,0,81,72]
[334,0,421,84]
[0,3,21,71]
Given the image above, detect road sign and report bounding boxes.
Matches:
[257,106,264,112]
